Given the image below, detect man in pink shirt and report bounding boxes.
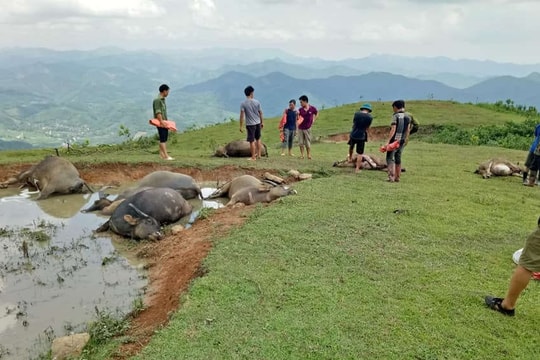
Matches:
[297,95,318,159]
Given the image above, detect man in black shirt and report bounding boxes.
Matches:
[348,103,373,173]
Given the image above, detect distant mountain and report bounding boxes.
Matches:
[181,71,464,116]
[2,47,540,147]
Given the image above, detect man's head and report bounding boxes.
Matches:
[392,100,405,111]
[288,99,296,109]
[159,84,170,97]
[244,85,255,97]
[299,95,309,106]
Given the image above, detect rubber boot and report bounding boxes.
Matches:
[395,164,402,182]
[523,171,528,185]
[526,170,537,187]
[387,163,395,182]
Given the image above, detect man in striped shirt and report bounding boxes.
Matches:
[385,100,411,182]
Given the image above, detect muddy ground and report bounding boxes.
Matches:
[0,162,295,358]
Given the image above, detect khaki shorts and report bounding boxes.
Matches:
[298,129,312,147]
[519,227,540,272]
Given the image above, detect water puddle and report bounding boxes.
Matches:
[0,185,222,359]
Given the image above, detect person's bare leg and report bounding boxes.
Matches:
[299,145,305,159]
[249,141,256,160]
[256,139,262,159]
[502,265,532,310]
[348,148,354,162]
[355,154,363,173]
[307,147,312,159]
[159,142,168,159]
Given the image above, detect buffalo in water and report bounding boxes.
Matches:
[205,174,295,206]
[0,156,93,199]
[83,170,201,214]
[95,187,193,241]
[475,159,522,179]
[214,140,268,158]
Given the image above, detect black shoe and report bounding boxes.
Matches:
[485,296,515,316]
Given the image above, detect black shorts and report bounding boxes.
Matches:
[246,124,261,142]
[348,138,366,154]
[157,127,169,143]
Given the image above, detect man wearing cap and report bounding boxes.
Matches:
[348,103,373,173]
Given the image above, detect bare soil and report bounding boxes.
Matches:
[0,162,290,359]
[326,125,390,142]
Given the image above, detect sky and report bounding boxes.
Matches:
[1,0,538,64]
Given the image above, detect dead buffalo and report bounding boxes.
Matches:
[333,154,388,170]
[206,174,295,206]
[0,156,92,199]
[475,159,522,179]
[83,171,201,214]
[95,187,193,241]
[214,140,268,157]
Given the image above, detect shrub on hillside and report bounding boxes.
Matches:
[427,117,540,151]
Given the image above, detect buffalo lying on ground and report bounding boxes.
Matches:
[83,171,201,214]
[332,154,388,170]
[214,140,268,158]
[475,159,522,179]
[205,174,295,206]
[0,156,93,199]
[95,187,193,241]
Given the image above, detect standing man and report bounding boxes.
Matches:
[385,100,411,182]
[297,95,318,160]
[522,122,540,185]
[280,99,299,156]
[239,85,264,161]
[153,84,173,160]
[348,103,373,173]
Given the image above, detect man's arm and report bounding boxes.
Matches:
[239,109,245,132]
[387,125,396,144]
[259,109,264,128]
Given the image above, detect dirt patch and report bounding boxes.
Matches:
[326,125,390,143]
[0,162,286,359]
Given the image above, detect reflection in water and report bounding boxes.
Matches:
[0,186,223,359]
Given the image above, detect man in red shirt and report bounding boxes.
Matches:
[297,95,318,160]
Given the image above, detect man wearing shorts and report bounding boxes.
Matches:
[153,84,173,160]
[385,100,411,182]
[348,103,373,173]
[297,95,318,159]
[485,216,540,316]
[239,86,264,161]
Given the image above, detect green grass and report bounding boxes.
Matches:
[3,100,540,359]
[130,141,540,360]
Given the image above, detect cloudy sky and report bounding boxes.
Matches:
[1,0,538,63]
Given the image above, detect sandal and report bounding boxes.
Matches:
[484,296,515,316]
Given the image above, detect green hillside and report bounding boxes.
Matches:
[2,101,540,359]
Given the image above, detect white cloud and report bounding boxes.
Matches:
[0,0,540,63]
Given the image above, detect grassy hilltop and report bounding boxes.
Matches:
[4,100,540,359]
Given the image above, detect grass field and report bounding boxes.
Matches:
[3,101,540,359]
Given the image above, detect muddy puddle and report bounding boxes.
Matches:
[0,185,222,360]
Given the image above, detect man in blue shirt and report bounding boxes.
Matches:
[523,123,540,185]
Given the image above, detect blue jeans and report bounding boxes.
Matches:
[282,128,295,150]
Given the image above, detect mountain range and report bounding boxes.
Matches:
[2,47,540,148]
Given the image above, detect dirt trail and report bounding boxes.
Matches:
[0,162,284,359]
[325,125,390,143]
